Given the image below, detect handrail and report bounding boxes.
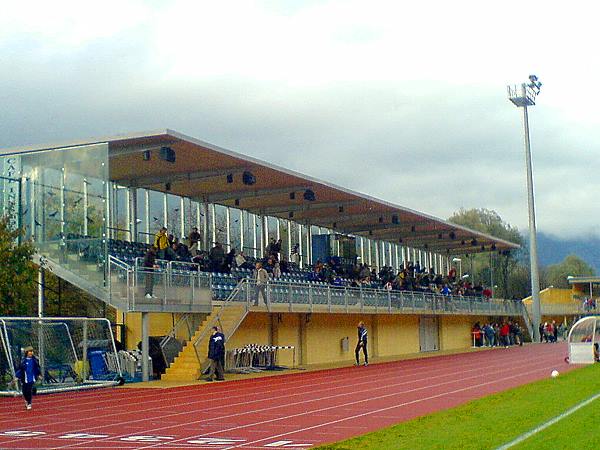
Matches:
[108,254,131,270]
[190,278,250,368]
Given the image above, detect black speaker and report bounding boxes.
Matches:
[159,146,176,163]
[303,189,315,201]
[243,171,256,185]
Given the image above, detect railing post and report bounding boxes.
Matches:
[327,285,331,313]
[162,270,167,307]
[411,291,416,312]
[388,290,391,313]
[266,282,271,312]
[288,281,292,312]
[308,285,313,312]
[344,287,348,313]
[360,287,364,313]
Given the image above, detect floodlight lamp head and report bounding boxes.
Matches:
[529,74,538,82]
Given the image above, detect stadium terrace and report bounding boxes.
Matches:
[0,129,525,384]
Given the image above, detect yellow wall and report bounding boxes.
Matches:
[375,315,420,357]
[439,315,486,350]
[225,312,271,349]
[124,312,190,349]
[523,288,573,305]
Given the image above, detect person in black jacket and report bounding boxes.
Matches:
[144,246,159,299]
[355,321,368,366]
[14,346,42,410]
[204,326,225,381]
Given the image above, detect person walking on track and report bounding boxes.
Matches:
[204,326,225,381]
[355,321,368,366]
[14,346,42,410]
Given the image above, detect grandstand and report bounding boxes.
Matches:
[0,130,528,383]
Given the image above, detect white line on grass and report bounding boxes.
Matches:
[496,391,600,450]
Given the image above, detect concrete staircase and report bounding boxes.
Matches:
[161,305,248,381]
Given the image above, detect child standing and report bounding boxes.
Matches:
[14,346,42,410]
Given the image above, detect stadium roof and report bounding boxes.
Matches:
[2,129,520,255]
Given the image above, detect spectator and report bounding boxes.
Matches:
[209,242,225,272]
[254,262,269,306]
[291,243,300,264]
[143,246,159,299]
[153,227,169,259]
[223,248,236,273]
[271,239,282,258]
[500,322,510,347]
[483,323,495,347]
[472,322,483,347]
[273,261,282,278]
[188,227,201,256]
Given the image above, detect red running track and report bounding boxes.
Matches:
[0,343,571,449]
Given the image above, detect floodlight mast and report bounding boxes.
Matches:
[507,76,542,342]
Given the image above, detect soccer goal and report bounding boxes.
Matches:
[0,317,123,396]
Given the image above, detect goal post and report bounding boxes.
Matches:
[0,317,123,396]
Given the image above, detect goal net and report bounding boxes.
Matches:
[0,317,123,396]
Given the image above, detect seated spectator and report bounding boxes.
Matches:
[209,242,225,272]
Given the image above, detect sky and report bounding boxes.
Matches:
[1,0,599,239]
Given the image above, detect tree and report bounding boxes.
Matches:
[448,208,525,299]
[0,216,37,316]
[543,255,595,289]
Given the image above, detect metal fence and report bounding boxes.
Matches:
[107,256,213,312]
[227,279,524,316]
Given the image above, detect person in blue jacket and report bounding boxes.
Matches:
[14,346,42,410]
[355,321,368,366]
[204,326,225,381]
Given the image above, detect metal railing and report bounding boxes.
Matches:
[229,279,524,316]
[524,301,600,316]
[190,280,251,371]
[108,257,212,312]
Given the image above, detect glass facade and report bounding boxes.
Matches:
[0,143,109,289]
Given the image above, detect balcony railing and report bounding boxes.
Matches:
[108,256,213,313]
[227,279,524,316]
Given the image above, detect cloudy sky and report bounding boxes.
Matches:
[1,0,598,239]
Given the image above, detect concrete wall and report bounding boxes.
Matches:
[224,313,481,367]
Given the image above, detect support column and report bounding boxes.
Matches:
[141,312,150,382]
[286,219,292,262]
[240,211,245,253]
[144,189,150,244]
[210,203,216,247]
[163,192,168,228]
[83,178,89,236]
[180,196,185,239]
[252,214,258,258]
[298,224,303,268]
[128,187,137,242]
[226,207,231,251]
[202,201,209,251]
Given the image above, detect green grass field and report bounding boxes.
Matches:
[318,364,600,450]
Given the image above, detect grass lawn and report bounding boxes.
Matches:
[318,363,600,450]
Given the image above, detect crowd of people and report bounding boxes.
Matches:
[471,321,524,348]
[142,227,497,299]
[538,320,566,343]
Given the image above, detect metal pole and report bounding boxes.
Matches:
[141,312,150,382]
[522,93,542,342]
[37,267,45,318]
[83,179,89,236]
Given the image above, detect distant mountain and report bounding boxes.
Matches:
[535,232,599,274]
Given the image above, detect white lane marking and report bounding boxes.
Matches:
[120,435,175,442]
[0,430,46,437]
[221,365,554,449]
[52,351,538,449]
[59,433,109,439]
[496,391,600,450]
